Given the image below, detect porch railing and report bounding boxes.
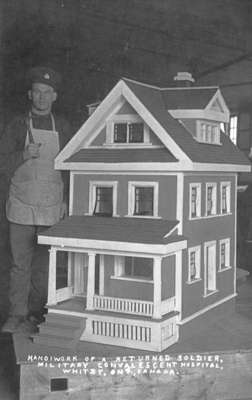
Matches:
[93,295,154,316]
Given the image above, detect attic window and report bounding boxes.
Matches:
[196,121,220,144]
[114,123,144,143]
[106,114,150,146]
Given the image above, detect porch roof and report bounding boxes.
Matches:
[38,216,186,247]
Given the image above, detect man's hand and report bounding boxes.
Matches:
[23,143,41,160]
[60,201,68,219]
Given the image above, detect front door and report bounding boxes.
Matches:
[73,253,88,296]
[205,242,216,295]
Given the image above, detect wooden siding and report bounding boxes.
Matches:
[72,174,177,220]
[161,255,175,301]
[181,174,236,320]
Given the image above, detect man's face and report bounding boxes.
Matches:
[29,82,57,114]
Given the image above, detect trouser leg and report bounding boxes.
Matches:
[8,223,36,317]
[29,228,49,316]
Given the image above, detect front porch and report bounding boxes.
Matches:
[37,215,187,351]
[47,249,182,320]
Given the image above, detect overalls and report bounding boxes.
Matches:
[6,113,63,317]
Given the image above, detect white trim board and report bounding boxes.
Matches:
[55,161,250,173]
[38,236,188,256]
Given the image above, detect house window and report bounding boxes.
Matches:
[204,241,217,296]
[189,183,201,219]
[220,182,231,214]
[197,121,220,144]
[114,123,144,143]
[89,181,118,216]
[188,246,201,283]
[134,187,153,215]
[114,123,127,143]
[206,183,217,216]
[219,238,231,271]
[94,187,113,216]
[128,181,159,217]
[106,114,150,145]
[114,256,153,280]
[229,115,238,145]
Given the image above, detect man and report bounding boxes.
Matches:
[0,66,72,333]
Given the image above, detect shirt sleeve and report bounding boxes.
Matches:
[0,117,26,180]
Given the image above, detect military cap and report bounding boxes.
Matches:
[28,66,61,91]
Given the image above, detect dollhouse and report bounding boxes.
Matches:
[34,77,251,352]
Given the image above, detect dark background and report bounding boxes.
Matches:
[1,0,252,127]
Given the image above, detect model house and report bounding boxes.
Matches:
[34,77,251,352]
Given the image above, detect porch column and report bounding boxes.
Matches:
[175,251,182,317]
[86,252,96,310]
[47,247,57,305]
[153,256,162,319]
[99,254,105,296]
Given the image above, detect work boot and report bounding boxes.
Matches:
[1,316,24,333]
[17,318,38,334]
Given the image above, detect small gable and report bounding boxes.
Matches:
[209,98,224,113]
[117,102,137,115]
[89,99,165,148]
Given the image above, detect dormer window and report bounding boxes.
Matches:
[196,121,220,145]
[106,114,150,146]
[114,122,144,143]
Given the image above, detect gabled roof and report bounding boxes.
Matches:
[56,78,251,172]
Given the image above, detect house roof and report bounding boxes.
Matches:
[57,78,251,171]
[39,216,184,245]
[121,78,250,166]
[66,148,177,163]
[161,87,218,109]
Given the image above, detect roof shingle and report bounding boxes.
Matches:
[39,216,184,245]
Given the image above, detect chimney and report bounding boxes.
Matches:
[173,72,195,87]
[86,101,100,116]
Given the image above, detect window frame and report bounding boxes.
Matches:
[220,181,231,215]
[205,182,217,216]
[113,255,154,283]
[229,115,238,145]
[128,181,159,218]
[88,181,118,217]
[196,120,221,145]
[189,183,201,219]
[204,240,218,297]
[219,238,231,271]
[187,246,201,284]
[106,114,150,146]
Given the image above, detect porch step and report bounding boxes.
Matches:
[32,313,86,349]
